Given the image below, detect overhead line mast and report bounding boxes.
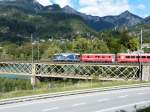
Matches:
[141,28,143,50]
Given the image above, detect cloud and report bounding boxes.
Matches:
[37,0,52,6]
[51,0,71,7]
[78,0,130,17]
[36,0,148,17]
[79,0,98,6]
[137,4,146,10]
[144,14,149,18]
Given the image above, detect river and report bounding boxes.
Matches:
[0,74,30,79]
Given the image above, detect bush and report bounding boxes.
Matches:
[0,78,32,92]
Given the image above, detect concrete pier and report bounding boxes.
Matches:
[31,76,40,86]
[142,64,150,81]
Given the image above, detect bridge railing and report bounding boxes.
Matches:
[0,62,32,75]
[0,62,140,80]
[35,63,139,80]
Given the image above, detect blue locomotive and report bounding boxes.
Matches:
[52,53,80,62]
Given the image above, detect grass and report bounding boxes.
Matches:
[0,80,146,100]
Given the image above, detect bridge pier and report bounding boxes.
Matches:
[142,65,150,81]
[31,76,36,86]
[31,76,40,86]
[31,63,40,86]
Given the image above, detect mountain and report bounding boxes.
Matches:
[62,6,110,30]
[0,0,145,29]
[0,0,96,43]
[42,4,61,12]
[62,6,143,30]
[102,11,143,27]
[0,0,149,43]
[144,16,150,23]
[62,5,79,15]
[128,16,150,42]
[0,0,43,12]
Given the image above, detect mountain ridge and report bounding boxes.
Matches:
[0,0,147,27]
[0,0,149,43]
[0,0,43,12]
[52,5,147,30]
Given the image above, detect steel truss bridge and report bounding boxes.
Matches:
[0,62,140,82]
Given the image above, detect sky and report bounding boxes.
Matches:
[37,0,150,18]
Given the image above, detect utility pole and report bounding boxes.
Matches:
[140,28,143,50]
[35,8,40,62]
[31,33,36,88]
[37,37,40,62]
[139,28,143,81]
[31,34,34,64]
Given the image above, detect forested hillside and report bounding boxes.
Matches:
[0,0,149,43]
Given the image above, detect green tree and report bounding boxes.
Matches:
[42,43,62,59]
[72,37,90,53]
[90,38,109,53]
[107,38,123,53]
[128,37,139,51]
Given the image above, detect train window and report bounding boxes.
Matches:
[142,56,146,58]
[95,56,98,58]
[96,56,100,58]
[102,56,105,58]
[126,56,130,58]
[131,56,135,58]
[147,56,150,58]
[136,56,140,58]
[109,56,111,58]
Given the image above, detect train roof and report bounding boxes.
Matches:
[82,54,114,55]
[54,53,80,56]
[117,53,150,55]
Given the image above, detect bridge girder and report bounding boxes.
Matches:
[0,62,140,81]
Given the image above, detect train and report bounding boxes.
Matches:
[52,53,150,63]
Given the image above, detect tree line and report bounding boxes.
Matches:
[0,30,139,60]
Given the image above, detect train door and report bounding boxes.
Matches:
[112,54,116,63]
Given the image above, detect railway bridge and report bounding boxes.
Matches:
[0,62,150,85]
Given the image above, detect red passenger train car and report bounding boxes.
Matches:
[117,53,150,63]
[52,53,150,63]
[80,54,115,63]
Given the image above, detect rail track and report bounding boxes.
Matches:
[0,60,145,65]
